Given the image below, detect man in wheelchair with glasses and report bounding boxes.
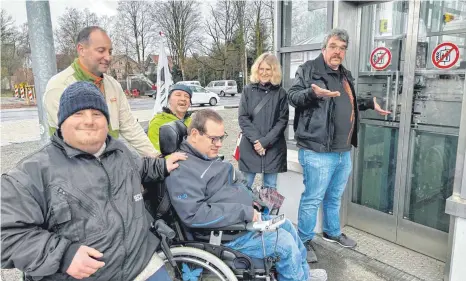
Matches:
[163,109,327,281]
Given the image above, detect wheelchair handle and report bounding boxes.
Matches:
[154,219,176,239]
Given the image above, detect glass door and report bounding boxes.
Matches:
[349,0,465,261]
[395,0,466,261]
[348,0,408,242]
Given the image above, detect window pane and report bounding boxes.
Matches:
[281,1,330,47]
[352,125,398,214]
[281,50,321,141]
[404,132,457,233]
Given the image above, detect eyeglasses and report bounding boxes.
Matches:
[200,131,228,144]
[327,45,347,52]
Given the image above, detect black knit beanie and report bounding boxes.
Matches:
[57,81,110,128]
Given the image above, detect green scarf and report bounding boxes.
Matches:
[71,58,97,82]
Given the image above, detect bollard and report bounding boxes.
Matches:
[20,86,25,100]
[27,86,34,104]
[14,84,19,98]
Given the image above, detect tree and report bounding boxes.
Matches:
[203,0,239,79]
[234,1,248,88]
[117,1,156,73]
[153,0,201,80]
[1,9,21,88]
[247,0,272,58]
[1,9,15,43]
[54,8,100,56]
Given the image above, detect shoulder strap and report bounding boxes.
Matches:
[252,93,274,119]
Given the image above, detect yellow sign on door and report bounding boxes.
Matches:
[380,19,388,33]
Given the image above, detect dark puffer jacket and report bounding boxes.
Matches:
[1,133,168,281]
[238,83,289,174]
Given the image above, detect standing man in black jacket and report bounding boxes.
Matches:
[288,29,390,263]
[1,81,186,281]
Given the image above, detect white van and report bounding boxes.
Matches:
[176,81,201,86]
[205,80,238,97]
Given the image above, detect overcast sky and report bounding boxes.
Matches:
[4,0,119,28]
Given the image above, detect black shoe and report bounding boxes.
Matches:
[322,232,357,248]
[304,240,318,263]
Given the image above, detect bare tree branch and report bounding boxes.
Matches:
[117,1,157,73]
[54,7,99,56]
[153,0,201,80]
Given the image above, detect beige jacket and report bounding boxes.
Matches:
[44,66,157,156]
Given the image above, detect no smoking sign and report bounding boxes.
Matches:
[431,42,459,69]
[370,47,392,71]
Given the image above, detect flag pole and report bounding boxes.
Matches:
[153,31,173,116]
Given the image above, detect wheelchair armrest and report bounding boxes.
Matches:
[210,223,247,231]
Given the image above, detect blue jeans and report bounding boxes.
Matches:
[225,215,310,281]
[297,149,352,242]
[243,172,278,189]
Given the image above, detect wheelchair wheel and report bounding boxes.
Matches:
[158,246,238,281]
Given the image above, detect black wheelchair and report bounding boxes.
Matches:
[144,120,282,281]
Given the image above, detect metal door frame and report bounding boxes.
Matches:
[347,0,461,261]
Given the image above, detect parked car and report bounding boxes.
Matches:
[188,85,220,106]
[205,80,238,96]
[176,81,201,86]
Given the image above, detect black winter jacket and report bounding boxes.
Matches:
[238,83,289,174]
[1,133,168,281]
[288,54,374,152]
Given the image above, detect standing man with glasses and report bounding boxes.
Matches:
[288,28,390,263]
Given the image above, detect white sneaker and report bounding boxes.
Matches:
[309,269,328,281]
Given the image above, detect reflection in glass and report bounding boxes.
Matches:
[353,125,398,214]
[281,1,328,47]
[359,1,408,72]
[417,1,466,70]
[404,132,457,232]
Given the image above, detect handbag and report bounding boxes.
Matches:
[258,187,285,214]
[233,93,275,161]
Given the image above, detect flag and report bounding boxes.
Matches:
[153,41,173,115]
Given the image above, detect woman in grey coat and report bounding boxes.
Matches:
[238,53,289,189]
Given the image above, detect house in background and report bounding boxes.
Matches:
[108,55,140,81]
[145,54,173,81]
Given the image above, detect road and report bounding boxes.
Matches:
[0,95,241,122]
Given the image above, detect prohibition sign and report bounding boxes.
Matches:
[431,42,459,69]
[370,47,392,70]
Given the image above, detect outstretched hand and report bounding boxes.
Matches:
[373,97,391,116]
[311,84,340,98]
